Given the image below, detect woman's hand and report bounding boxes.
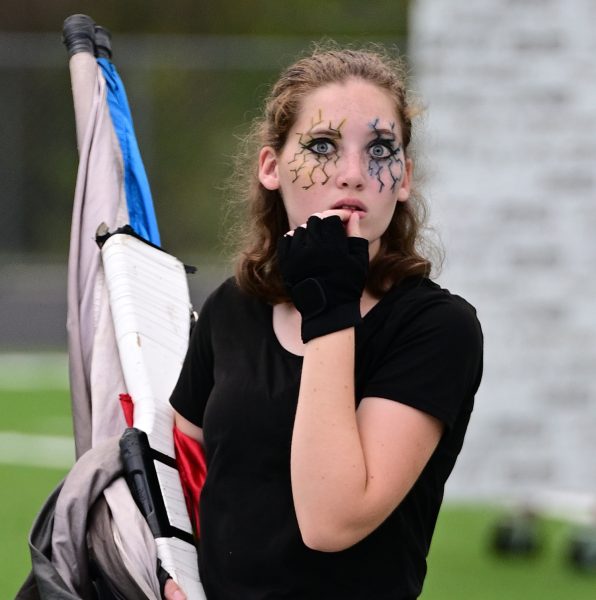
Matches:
[277,210,369,342]
[163,578,186,600]
[290,208,364,238]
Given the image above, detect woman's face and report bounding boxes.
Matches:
[258,78,412,257]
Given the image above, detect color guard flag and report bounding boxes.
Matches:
[17,15,204,599]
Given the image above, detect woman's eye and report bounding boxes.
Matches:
[306,139,334,155]
[369,143,393,159]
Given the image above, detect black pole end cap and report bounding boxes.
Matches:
[62,14,96,57]
[94,25,112,60]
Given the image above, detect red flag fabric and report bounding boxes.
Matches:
[174,425,207,538]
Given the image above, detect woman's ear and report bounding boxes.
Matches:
[258,146,280,190]
[396,157,413,203]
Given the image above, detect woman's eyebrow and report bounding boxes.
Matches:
[306,127,397,140]
[307,126,344,139]
[306,116,346,138]
[370,127,396,139]
[369,118,398,139]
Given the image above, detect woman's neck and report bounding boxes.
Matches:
[272,290,381,356]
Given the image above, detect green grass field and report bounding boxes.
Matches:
[1,357,594,599]
[423,506,596,599]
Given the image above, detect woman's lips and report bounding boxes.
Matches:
[332,199,367,215]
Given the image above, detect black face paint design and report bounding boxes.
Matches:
[367,119,404,193]
[289,109,345,190]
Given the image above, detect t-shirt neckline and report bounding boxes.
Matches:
[266,276,426,359]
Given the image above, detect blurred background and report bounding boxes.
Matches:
[1,0,595,598]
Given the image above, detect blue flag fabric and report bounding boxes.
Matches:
[97,58,161,246]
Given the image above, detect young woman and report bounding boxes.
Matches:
[165,46,483,600]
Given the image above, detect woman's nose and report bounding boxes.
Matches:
[335,151,366,190]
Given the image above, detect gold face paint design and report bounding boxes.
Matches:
[288,109,346,190]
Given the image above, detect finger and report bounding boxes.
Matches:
[315,209,352,222]
[164,578,187,600]
[292,225,308,245]
[307,214,345,242]
[345,211,362,237]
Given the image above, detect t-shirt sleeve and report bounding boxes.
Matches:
[362,298,483,429]
[169,292,215,427]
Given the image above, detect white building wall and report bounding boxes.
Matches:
[409,0,596,510]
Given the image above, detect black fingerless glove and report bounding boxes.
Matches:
[277,215,369,342]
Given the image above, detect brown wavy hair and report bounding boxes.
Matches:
[227,43,439,304]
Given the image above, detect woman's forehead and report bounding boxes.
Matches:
[296,79,397,126]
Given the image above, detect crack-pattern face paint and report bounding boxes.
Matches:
[288,109,346,190]
[367,118,404,193]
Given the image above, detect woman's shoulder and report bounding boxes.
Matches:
[373,276,482,345]
[388,276,479,317]
[202,276,247,306]
[200,275,268,322]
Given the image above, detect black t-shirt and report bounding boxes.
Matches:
[170,276,483,600]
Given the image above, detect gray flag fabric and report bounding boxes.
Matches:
[15,437,160,600]
[66,51,129,459]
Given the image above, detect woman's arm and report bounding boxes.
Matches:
[174,409,204,446]
[282,211,443,551]
[291,328,443,552]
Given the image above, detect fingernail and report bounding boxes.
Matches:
[173,591,186,600]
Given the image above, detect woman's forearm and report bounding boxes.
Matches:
[290,327,372,551]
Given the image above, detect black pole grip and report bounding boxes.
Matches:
[119,427,170,538]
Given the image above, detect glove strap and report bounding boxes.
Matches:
[301,301,361,343]
[292,278,327,319]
